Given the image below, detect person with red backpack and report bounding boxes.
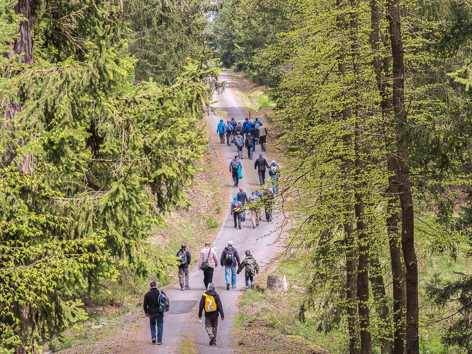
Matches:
[220,241,241,290]
[198,283,224,346]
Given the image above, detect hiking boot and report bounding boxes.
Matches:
[185,286,191,290]
[246,285,250,290]
[232,286,236,289]
[157,341,162,345]
[212,340,217,346]
[252,226,255,229]
[238,225,241,229]
[226,283,230,290]
[181,287,184,291]
[209,334,215,345]
[152,337,156,344]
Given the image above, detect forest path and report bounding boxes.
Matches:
[118,71,282,354]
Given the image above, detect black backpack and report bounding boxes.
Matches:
[158,290,170,313]
[225,249,235,266]
[236,125,243,133]
[177,249,187,265]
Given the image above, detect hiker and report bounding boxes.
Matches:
[242,117,250,132]
[216,119,225,144]
[176,243,191,291]
[231,196,243,229]
[225,120,233,146]
[198,242,219,289]
[249,191,260,229]
[237,250,260,290]
[235,121,245,140]
[229,155,242,187]
[253,118,261,129]
[254,153,270,186]
[262,189,275,222]
[220,241,241,289]
[268,160,280,193]
[244,119,252,139]
[230,117,237,133]
[258,123,268,152]
[234,131,244,159]
[143,281,169,345]
[237,187,249,221]
[245,133,255,160]
[248,124,258,151]
[198,282,224,346]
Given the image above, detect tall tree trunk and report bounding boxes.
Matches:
[387,155,407,354]
[4,0,34,175]
[338,0,360,351]
[386,0,419,352]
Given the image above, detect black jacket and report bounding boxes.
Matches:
[254,157,270,172]
[176,248,191,269]
[198,290,224,318]
[143,288,166,315]
[220,246,241,268]
[237,191,248,204]
[248,126,258,139]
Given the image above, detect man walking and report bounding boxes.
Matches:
[244,119,252,139]
[237,187,249,221]
[237,250,260,290]
[263,189,275,222]
[225,120,233,145]
[248,124,258,151]
[220,241,241,289]
[198,242,218,289]
[216,119,225,144]
[254,153,270,186]
[249,191,260,229]
[176,243,191,291]
[258,123,268,152]
[229,155,242,187]
[230,117,237,132]
[245,133,255,160]
[268,160,280,193]
[198,283,224,346]
[234,131,244,159]
[235,121,244,140]
[231,196,243,229]
[143,281,167,345]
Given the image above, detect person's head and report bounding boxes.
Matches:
[208,283,215,291]
[228,241,233,246]
[238,121,242,125]
[245,117,249,121]
[248,133,251,136]
[181,242,186,249]
[245,250,251,256]
[231,117,235,120]
[205,242,210,247]
[252,124,255,128]
[239,187,244,192]
[259,153,263,157]
[227,120,230,123]
[236,131,240,135]
[150,281,157,288]
[252,191,256,195]
[220,119,223,122]
[271,160,276,164]
[235,155,239,159]
[260,123,263,126]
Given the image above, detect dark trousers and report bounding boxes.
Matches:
[259,136,266,151]
[178,267,189,288]
[226,133,232,145]
[232,171,239,186]
[233,212,241,228]
[219,133,225,144]
[205,317,218,340]
[258,171,266,185]
[203,267,214,289]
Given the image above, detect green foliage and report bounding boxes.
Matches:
[205,215,219,229]
[0,0,218,351]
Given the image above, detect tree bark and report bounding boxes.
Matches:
[386,0,419,352]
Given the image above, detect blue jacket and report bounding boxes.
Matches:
[220,246,241,267]
[217,121,225,134]
[225,123,233,133]
[230,119,237,129]
[269,163,280,177]
[244,122,252,133]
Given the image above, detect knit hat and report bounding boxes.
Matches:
[234,196,238,200]
[259,153,263,156]
[245,250,251,255]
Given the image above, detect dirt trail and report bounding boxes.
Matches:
[110,71,283,354]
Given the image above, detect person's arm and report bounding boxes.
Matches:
[216,294,224,319]
[237,259,245,274]
[197,251,203,269]
[212,250,218,267]
[229,162,232,172]
[198,295,205,318]
[254,160,257,169]
[265,160,270,169]
[238,161,242,170]
[187,251,191,265]
[143,293,148,315]
[235,250,241,267]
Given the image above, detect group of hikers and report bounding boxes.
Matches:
[141,117,278,347]
[143,242,260,346]
[217,117,268,159]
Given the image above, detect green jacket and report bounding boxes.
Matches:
[237,255,260,277]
